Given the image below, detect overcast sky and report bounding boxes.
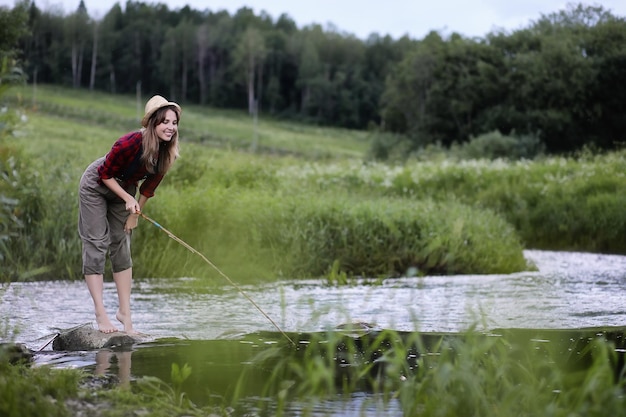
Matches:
[3,0,626,40]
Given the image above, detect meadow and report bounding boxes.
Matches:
[3,84,626,282]
[2,85,626,416]
[1,85,514,281]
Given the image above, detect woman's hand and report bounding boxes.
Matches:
[125,198,141,214]
[124,213,140,233]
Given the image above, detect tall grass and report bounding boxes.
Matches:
[3,327,623,417]
[231,328,626,416]
[0,360,82,417]
[5,84,626,281]
[134,168,528,281]
[279,155,626,254]
[397,331,625,417]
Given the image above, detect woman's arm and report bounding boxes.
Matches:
[101,178,152,233]
[102,178,141,213]
[123,194,149,233]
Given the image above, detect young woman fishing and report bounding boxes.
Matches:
[78,95,181,334]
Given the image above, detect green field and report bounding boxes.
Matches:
[15,84,371,159]
[3,84,626,282]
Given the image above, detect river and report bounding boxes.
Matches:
[2,249,625,416]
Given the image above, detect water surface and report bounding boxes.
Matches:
[3,249,625,416]
[2,250,626,349]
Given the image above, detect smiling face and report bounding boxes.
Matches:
[154,109,179,142]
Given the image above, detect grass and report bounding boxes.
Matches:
[13,84,371,159]
[2,84,535,282]
[3,83,626,283]
[275,155,626,254]
[3,325,623,417]
[0,359,82,417]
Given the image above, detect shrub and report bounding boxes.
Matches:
[453,130,545,160]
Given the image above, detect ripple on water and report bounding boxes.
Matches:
[2,250,626,347]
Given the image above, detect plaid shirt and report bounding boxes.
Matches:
[98,131,165,198]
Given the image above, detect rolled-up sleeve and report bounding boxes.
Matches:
[139,173,165,198]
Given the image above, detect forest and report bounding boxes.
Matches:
[3,0,626,157]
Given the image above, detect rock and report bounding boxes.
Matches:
[335,322,379,337]
[0,343,34,365]
[52,323,151,351]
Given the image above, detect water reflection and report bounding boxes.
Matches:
[95,349,132,387]
[31,326,626,417]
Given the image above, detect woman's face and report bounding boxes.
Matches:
[155,109,178,142]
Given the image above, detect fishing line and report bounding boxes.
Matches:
[138,212,296,347]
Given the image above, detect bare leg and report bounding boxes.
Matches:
[113,267,135,333]
[85,274,118,333]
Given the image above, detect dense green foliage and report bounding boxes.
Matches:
[383,6,626,153]
[288,154,626,254]
[0,2,32,268]
[142,187,526,280]
[7,1,626,155]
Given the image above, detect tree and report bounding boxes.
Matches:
[98,3,124,93]
[172,18,197,101]
[233,26,267,115]
[0,0,29,57]
[88,20,98,90]
[487,4,620,152]
[381,31,443,142]
[65,0,90,88]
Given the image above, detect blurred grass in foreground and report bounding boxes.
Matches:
[2,326,624,417]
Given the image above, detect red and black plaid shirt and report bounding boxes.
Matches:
[98,131,165,198]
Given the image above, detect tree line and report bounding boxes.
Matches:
[5,1,626,155]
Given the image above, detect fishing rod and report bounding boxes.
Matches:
[138,211,296,347]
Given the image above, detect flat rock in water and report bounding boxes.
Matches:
[52,323,152,351]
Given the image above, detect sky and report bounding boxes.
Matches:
[3,0,626,40]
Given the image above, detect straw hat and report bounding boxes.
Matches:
[141,95,181,127]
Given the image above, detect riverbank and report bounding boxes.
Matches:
[3,324,625,417]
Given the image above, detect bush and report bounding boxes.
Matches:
[453,130,545,160]
[0,144,46,281]
[366,131,415,162]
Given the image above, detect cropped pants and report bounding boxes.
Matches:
[78,157,137,275]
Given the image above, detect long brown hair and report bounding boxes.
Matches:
[141,105,181,174]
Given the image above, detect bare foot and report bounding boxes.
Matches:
[96,314,118,333]
[116,309,134,334]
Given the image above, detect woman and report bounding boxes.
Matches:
[78,95,181,334]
